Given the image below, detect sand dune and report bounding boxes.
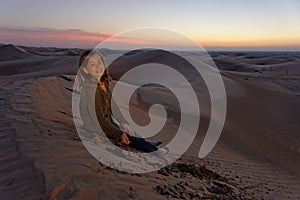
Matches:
[0,45,299,199]
[0,44,35,61]
[20,46,82,57]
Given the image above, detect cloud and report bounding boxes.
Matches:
[0,27,116,48]
[0,27,168,49]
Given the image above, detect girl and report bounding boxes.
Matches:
[78,50,166,154]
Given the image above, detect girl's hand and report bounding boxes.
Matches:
[122,123,135,136]
[120,133,130,145]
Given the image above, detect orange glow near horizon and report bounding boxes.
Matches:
[199,38,300,48]
[192,29,300,49]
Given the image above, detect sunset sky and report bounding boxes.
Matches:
[1,0,300,50]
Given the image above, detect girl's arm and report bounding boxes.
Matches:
[82,86,124,142]
[111,96,128,125]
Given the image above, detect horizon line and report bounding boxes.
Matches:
[1,26,300,52]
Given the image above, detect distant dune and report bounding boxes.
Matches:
[0,44,35,61]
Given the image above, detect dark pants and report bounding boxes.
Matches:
[127,134,158,152]
[112,121,157,152]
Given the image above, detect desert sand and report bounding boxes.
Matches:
[0,44,299,199]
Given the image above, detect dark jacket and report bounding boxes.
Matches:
[79,78,127,142]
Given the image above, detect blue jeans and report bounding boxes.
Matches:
[112,121,158,152]
[126,134,158,152]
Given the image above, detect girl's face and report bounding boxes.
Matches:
[83,53,105,81]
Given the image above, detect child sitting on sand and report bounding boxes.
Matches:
[78,50,167,155]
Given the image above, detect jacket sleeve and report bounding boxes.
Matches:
[96,111,124,142]
[95,89,125,142]
[111,96,129,125]
[82,86,124,142]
